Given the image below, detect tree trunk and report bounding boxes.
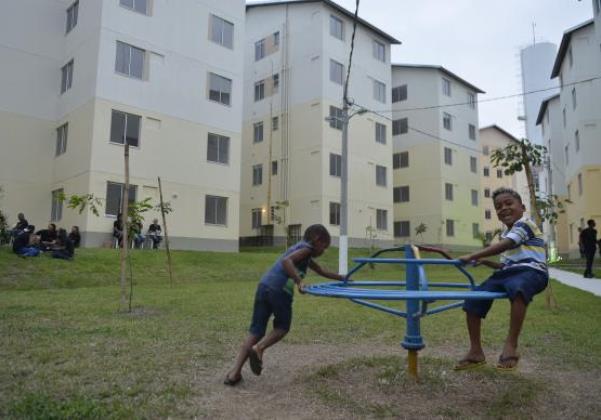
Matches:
[158,177,174,286]
[119,144,130,311]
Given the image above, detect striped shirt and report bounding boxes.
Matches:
[500,217,547,273]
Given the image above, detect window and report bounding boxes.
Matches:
[272,116,279,131]
[394,186,410,203]
[255,39,265,61]
[562,108,566,127]
[443,112,452,130]
[470,156,477,173]
[467,92,476,109]
[115,41,145,79]
[578,173,583,195]
[483,145,489,155]
[376,209,387,230]
[392,118,408,135]
[66,1,78,33]
[375,122,386,144]
[120,0,148,14]
[376,165,387,186]
[55,123,68,157]
[105,182,137,216]
[273,31,280,47]
[565,145,569,165]
[272,74,279,92]
[210,15,234,49]
[472,223,480,239]
[442,78,451,96]
[252,164,263,186]
[251,208,262,229]
[444,147,453,165]
[330,15,343,40]
[330,60,344,85]
[392,85,407,102]
[51,189,64,222]
[329,153,341,177]
[596,0,601,14]
[497,169,503,178]
[394,221,410,237]
[446,219,454,237]
[205,195,227,225]
[208,73,232,105]
[207,133,229,164]
[469,124,476,140]
[568,47,573,68]
[575,130,580,152]
[471,189,478,206]
[110,110,141,146]
[272,160,278,175]
[483,166,490,177]
[445,183,453,201]
[373,40,385,62]
[484,188,490,198]
[485,209,491,220]
[254,80,265,101]
[393,151,409,169]
[253,122,264,143]
[329,202,340,226]
[572,87,577,109]
[373,80,386,103]
[61,60,74,93]
[329,106,343,130]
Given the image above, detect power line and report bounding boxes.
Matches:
[343,0,360,105]
[370,76,601,114]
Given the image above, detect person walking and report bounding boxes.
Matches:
[579,219,598,278]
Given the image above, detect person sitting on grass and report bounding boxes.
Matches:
[36,223,58,251]
[454,187,548,371]
[51,228,75,260]
[12,225,41,257]
[224,224,343,386]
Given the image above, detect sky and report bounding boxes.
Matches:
[331,0,595,138]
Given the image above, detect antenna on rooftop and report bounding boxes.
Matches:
[532,21,536,46]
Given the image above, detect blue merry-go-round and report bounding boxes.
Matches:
[304,244,507,378]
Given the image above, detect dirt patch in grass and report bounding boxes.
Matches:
[197,343,601,419]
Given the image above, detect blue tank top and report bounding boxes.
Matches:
[259,241,314,295]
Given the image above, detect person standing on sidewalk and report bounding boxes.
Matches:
[579,219,598,278]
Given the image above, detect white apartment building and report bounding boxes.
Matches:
[240,0,399,247]
[0,0,245,250]
[479,125,530,244]
[536,95,569,256]
[550,16,601,257]
[391,65,484,249]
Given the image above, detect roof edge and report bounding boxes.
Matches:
[535,93,561,125]
[551,19,594,78]
[392,63,485,94]
[479,125,521,143]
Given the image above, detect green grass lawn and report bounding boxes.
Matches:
[1,246,600,418]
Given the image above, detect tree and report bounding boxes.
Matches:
[414,223,427,243]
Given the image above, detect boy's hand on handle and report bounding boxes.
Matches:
[297,282,306,294]
[458,255,477,266]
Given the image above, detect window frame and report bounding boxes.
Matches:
[329,106,343,130]
[56,123,68,157]
[51,189,64,222]
[468,124,476,140]
[471,189,479,206]
[255,38,265,61]
[253,121,264,143]
[105,181,137,217]
[329,153,342,177]
[208,72,232,106]
[392,151,409,169]
[119,0,150,16]
[470,156,477,173]
[392,118,408,135]
[375,122,386,144]
[442,78,451,96]
[329,59,344,85]
[394,185,410,203]
[115,41,146,80]
[467,92,476,109]
[205,195,228,226]
[110,109,141,147]
[329,202,341,226]
[329,15,344,40]
[446,219,455,237]
[443,112,452,130]
[373,79,386,103]
[207,133,230,165]
[254,80,265,101]
[61,60,74,94]
[209,14,234,49]
[252,164,263,186]
[376,209,388,231]
[373,39,385,62]
[392,84,407,102]
[376,165,387,187]
[66,1,79,34]
[251,208,262,229]
[445,183,454,201]
[394,221,410,238]
[444,147,453,165]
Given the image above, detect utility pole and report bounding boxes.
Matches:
[339,100,350,275]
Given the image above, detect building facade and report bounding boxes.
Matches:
[241,0,399,247]
[479,125,530,244]
[0,0,245,250]
[551,16,601,257]
[391,65,483,249]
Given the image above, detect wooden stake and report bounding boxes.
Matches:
[120,144,130,311]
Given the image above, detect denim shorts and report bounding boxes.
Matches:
[463,267,549,319]
[249,283,293,338]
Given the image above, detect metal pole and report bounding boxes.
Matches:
[339,103,349,275]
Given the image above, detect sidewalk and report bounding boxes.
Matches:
[549,267,601,297]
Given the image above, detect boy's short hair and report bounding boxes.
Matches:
[588,219,595,226]
[303,224,331,244]
[492,187,522,204]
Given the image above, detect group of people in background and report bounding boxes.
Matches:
[11,213,79,259]
[112,214,163,250]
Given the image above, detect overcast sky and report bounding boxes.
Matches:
[332,0,595,138]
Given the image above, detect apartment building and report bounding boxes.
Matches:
[551,16,601,257]
[391,65,483,249]
[241,0,399,247]
[478,125,530,244]
[0,0,245,250]
[536,95,569,256]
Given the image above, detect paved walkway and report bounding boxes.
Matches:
[549,267,601,297]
